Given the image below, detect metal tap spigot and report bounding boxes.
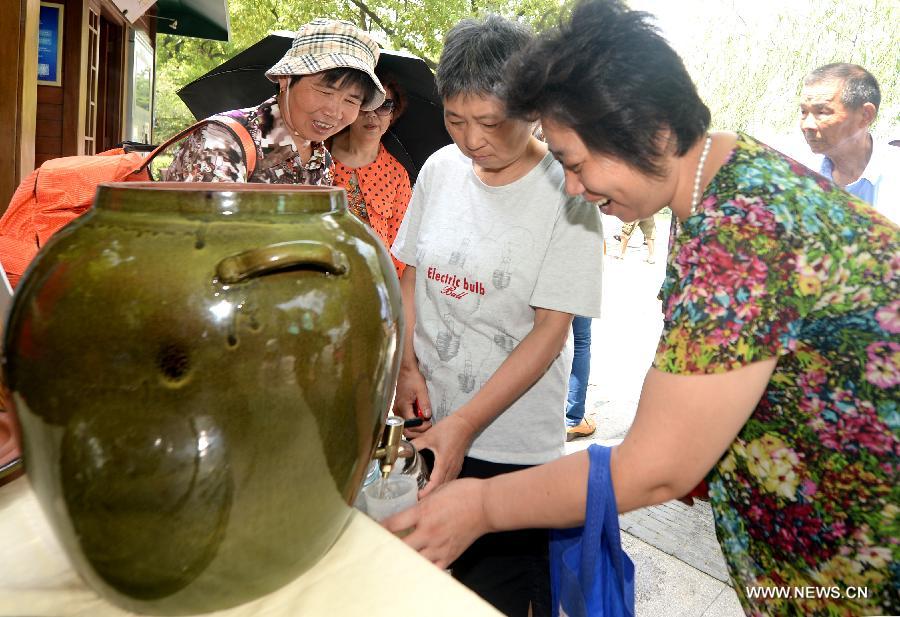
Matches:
[373,416,404,480]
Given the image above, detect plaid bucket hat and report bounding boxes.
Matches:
[266,18,386,111]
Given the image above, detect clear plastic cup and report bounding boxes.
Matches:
[363,475,418,523]
[353,460,382,513]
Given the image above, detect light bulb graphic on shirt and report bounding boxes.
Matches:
[419,362,433,382]
[493,327,516,354]
[435,313,461,362]
[449,237,471,267]
[457,354,476,393]
[437,392,451,418]
[492,243,512,289]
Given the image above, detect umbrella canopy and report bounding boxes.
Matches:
[176,32,450,183]
[155,0,230,41]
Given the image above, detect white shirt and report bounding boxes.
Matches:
[801,137,900,225]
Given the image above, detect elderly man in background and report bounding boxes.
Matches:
[799,62,898,224]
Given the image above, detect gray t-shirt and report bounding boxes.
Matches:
[392,145,604,464]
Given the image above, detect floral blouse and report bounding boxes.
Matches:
[165,97,333,186]
[656,133,898,616]
[333,145,412,277]
[343,171,371,224]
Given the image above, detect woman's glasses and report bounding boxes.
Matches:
[371,99,396,117]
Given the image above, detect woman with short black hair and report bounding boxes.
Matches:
[388,2,899,615]
[505,4,709,179]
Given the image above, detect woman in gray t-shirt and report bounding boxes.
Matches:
[390,15,603,617]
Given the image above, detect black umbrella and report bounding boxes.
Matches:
[176,32,450,183]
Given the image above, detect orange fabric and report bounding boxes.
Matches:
[1,168,42,288]
[0,117,255,289]
[333,145,411,277]
[0,148,147,288]
[33,150,149,246]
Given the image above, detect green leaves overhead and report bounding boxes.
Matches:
[154,0,566,140]
[155,0,898,144]
[629,0,899,141]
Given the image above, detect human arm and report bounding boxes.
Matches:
[414,307,575,496]
[386,357,776,567]
[392,265,432,435]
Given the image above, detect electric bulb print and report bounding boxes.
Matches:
[457,354,476,393]
[448,237,471,268]
[437,392,451,418]
[492,243,512,289]
[419,362,433,382]
[435,313,461,362]
[493,327,516,354]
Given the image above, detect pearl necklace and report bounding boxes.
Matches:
[677,134,712,235]
[691,135,713,216]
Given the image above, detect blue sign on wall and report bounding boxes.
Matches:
[38,2,64,86]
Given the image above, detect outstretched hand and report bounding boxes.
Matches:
[412,414,477,497]
[382,478,491,569]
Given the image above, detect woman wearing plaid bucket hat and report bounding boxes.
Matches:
[167,18,385,185]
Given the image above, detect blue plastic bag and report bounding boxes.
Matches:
[550,444,635,617]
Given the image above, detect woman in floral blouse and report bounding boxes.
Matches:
[386,1,898,614]
[167,18,385,185]
[330,74,412,277]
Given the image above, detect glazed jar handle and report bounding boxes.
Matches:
[216,241,348,284]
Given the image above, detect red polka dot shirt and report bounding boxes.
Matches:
[333,145,412,277]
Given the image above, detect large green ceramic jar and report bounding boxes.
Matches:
[1,183,403,614]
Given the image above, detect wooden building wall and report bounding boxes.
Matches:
[0,0,39,212]
[2,0,154,211]
[34,0,82,166]
[35,71,65,167]
[35,0,129,166]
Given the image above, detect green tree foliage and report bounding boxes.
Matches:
[156,0,898,144]
[629,0,899,142]
[154,0,566,141]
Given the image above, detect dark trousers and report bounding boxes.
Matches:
[451,457,551,617]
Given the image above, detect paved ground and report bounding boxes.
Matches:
[563,212,744,617]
